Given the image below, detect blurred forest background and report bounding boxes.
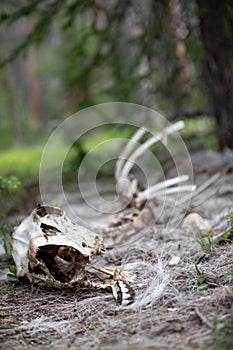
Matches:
[0,0,233,216]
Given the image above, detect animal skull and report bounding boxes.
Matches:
[12,205,135,305]
[12,205,105,288]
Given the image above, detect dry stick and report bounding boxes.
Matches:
[115,127,147,180]
[136,175,190,202]
[179,172,221,204]
[120,121,185,179]
[190,189,218,208]
[194,307,212,329]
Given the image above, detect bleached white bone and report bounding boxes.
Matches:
[115,126,147,180]
[138,184,196,202]
[136,175,189,202]
[120,121,185,179]
[12,205,104,286]
[11,205,135,305]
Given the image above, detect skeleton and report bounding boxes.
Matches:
[12,121,217,305]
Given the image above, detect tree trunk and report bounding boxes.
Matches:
[197,0,233,150]
[169,0,190,96]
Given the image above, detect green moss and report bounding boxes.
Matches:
[0,146,43,181]
[0,176,21,192]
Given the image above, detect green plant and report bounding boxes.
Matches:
[89,322,100,335]
[7,265,19,283]
[0,146,43,180]
[0,177,20,260]
[213,213,233,246]
[212,306,233,350]
[0,175,22,218]
[197,214,233,251]
[195,263,209,291]
[226,268,233,278]
[0,176,21,192]
[197,231,213,251]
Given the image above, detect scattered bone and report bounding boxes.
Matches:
[182,213,211,231]
[113,280,135,306]
[88,265,136,282]
[168,256,181,266]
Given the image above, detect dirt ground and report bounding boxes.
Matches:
[0,150,233,350]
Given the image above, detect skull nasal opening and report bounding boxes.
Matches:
[36,245,88,283]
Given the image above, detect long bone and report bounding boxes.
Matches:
[136,175,191,203]
[139,184,197,202]
[115,126,147,180]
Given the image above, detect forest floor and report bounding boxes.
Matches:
[0,149,233,350]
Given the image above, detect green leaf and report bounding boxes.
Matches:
[9,265,16,274]
[195,263,202,276]
[198,275,206,285]
[198,283,208,291]
[7,273,19,283]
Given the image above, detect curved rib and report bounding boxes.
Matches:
[120,121,185,179]
[115,127,147,180]
[136,184,196,203]
[137,175,189,202]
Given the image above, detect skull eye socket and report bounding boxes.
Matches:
[36,245,88,283]
[36,206,47,217]
[36,205,62,217]
[40,223,61,233]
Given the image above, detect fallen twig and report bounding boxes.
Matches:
[195,307,212,329]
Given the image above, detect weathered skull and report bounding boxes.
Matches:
[12,205,105,288]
